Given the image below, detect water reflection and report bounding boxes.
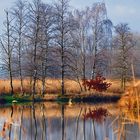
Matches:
[0,103,139,140]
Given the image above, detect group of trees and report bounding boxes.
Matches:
[0,0,137,96]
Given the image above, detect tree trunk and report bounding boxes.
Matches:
[41,62,46,97]
[9,56,14,95]
[82,54,86,91]
[61,52,65,95]
[61,105,65,140]
[18,48,24,95]
[32,70,37,101]
[92,36,97,79]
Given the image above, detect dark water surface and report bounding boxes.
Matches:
[0,102,139,140]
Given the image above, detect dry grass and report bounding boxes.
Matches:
[106,79,123,93]
[0,78,139,95]
[106,78,140,94]
[0,79,32,94]
[118,79,140,124]
[111,80,140,140]
[0,78,81,95]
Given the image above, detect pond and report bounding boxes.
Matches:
[0,102,139,140]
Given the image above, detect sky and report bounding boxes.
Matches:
[0,0,140,33]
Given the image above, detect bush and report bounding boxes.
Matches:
[82,75,111,92]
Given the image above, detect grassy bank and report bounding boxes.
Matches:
[0,78,137,105]
[0,95,31,105]
[56,94,121,104]
[0,92,122,105]
[0,94,47,106]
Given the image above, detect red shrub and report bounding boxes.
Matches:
[82,76,111,92]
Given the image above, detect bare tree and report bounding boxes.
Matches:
[113,23,135,90]
[53,0,73,95]
[39,4,54,96]
[71,8,90,91]
[11,0,28,95]
[71,3,112,84]
[27,0,43,99]
[90,2,112,78]
[0,10,15,95]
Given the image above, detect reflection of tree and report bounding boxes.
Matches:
[40,104,47,140]
[19,106,24,140]
[83,107,109,140]
[76,108,83,140]
[29,104,38,140]
[9,106,13,140]
[30,105,33,140]
[61,105,65,140]
[32,103,37,140]
[0,105,21,140]
[0,103,119,140]
[83,108,86,140]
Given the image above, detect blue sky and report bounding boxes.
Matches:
[0,0,140,33]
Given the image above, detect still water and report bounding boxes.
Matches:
[0,102,139,140]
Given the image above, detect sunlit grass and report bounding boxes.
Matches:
[0,78,139,95]
[0,78,81,94]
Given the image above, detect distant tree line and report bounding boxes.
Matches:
[0,0,138,96]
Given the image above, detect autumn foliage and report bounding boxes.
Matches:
[82,75,112,92]
[83,108,109,123]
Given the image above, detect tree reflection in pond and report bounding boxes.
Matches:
[0,103,140,140]
[83,107,109,123]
